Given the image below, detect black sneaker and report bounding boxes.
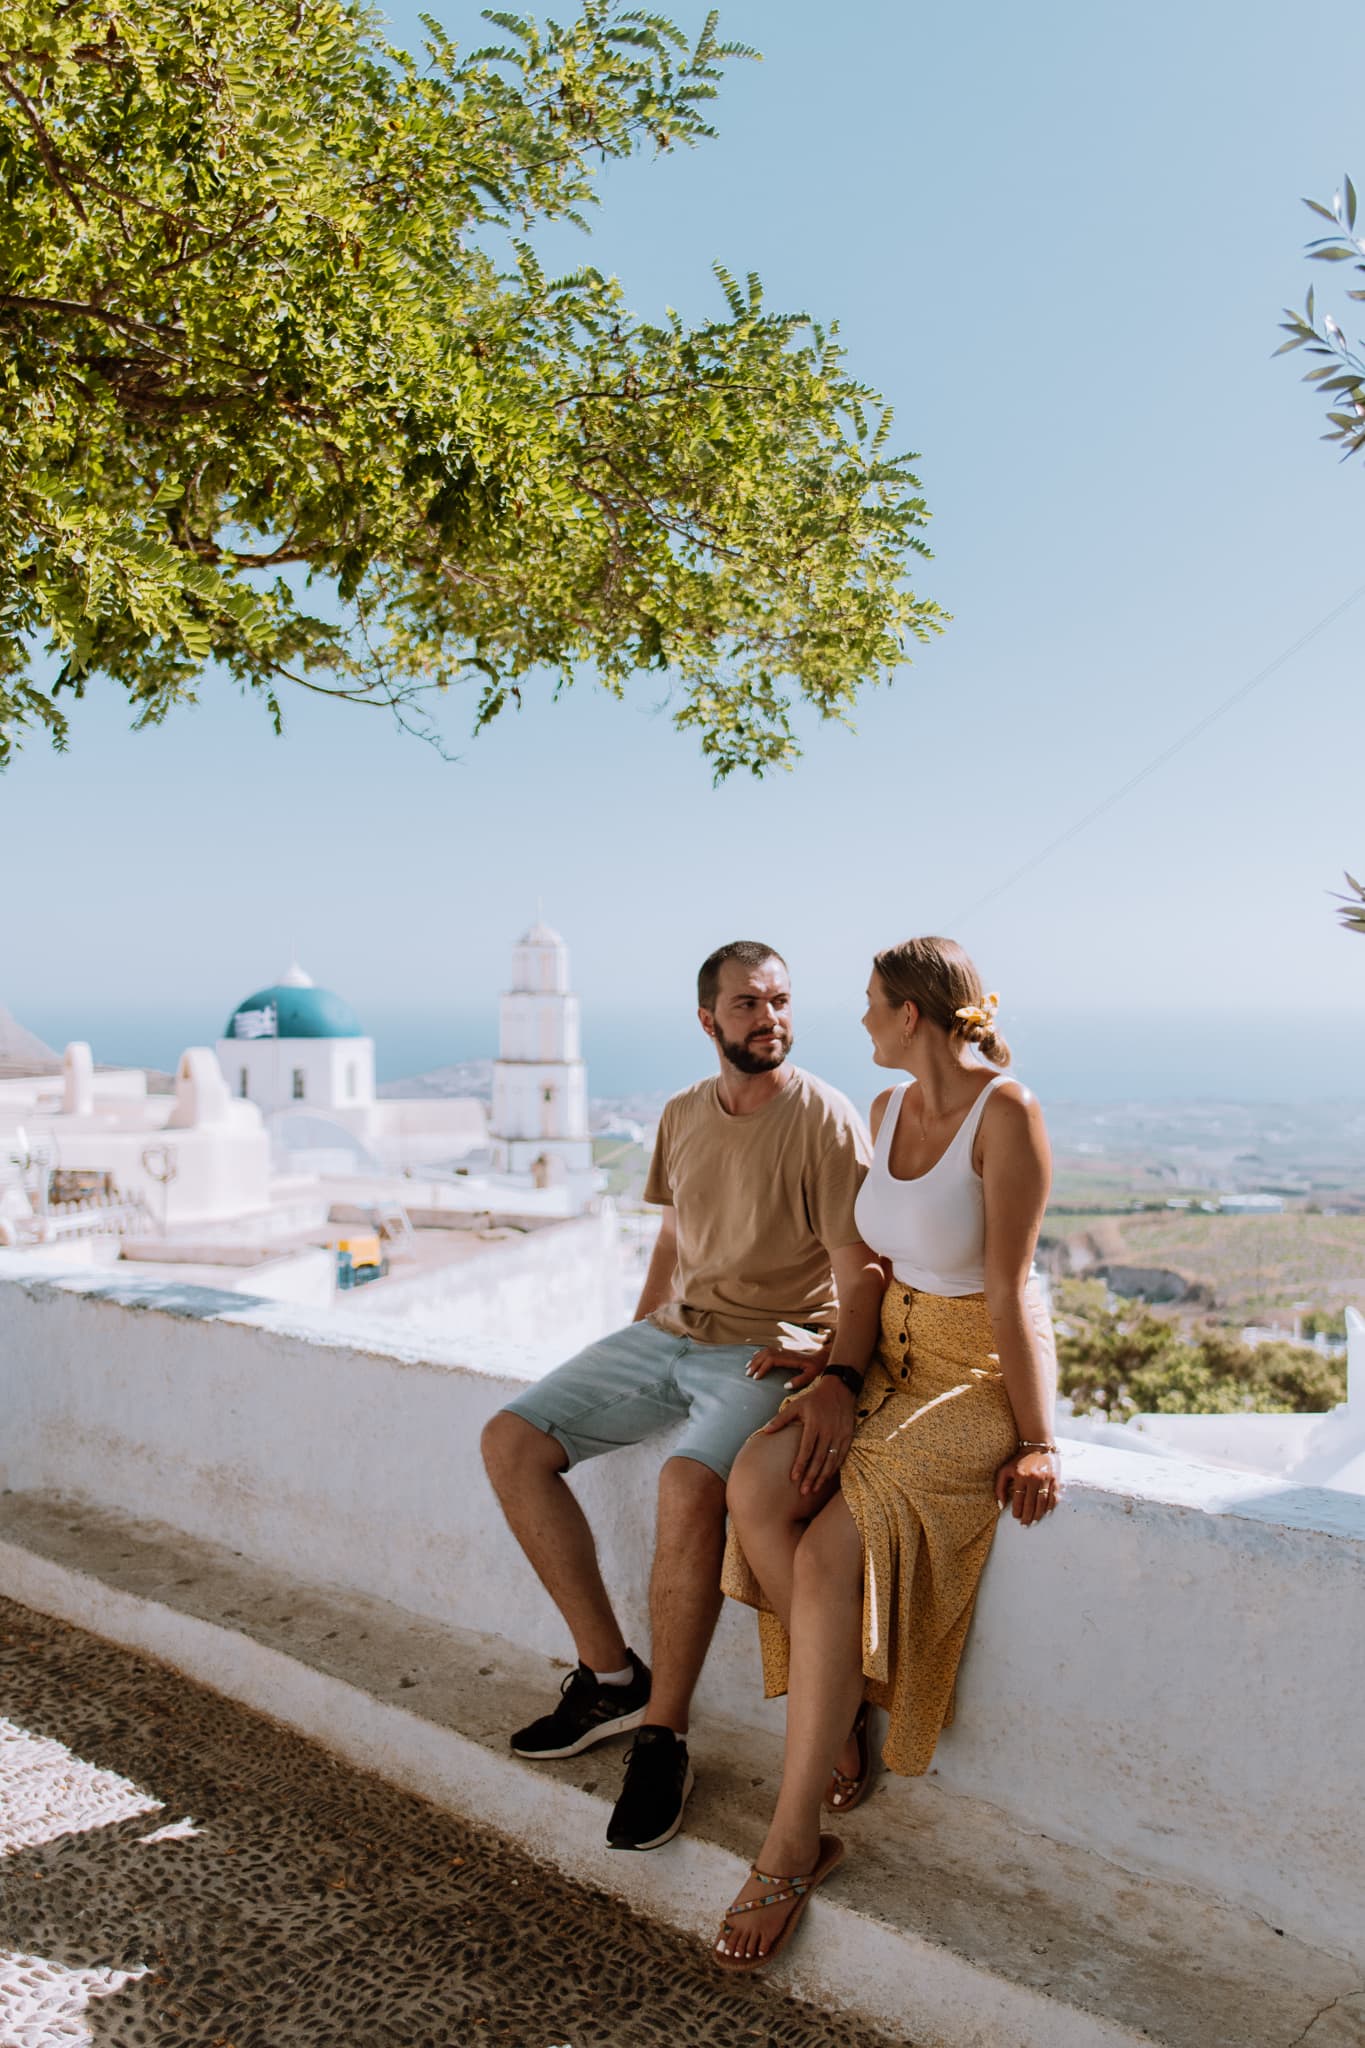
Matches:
[606,1724,695,1850]
[510,1649,651,1760]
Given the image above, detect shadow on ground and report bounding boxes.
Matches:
[0,1598,905,2048]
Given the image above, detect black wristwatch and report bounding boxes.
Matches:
[818,1365,865,1398]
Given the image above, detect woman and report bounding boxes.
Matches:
[713,936,1060,1971]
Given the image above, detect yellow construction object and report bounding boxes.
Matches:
[336,1235,382,1266]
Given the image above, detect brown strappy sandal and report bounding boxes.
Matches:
[712,1833,844,1974]
[824,1701,873,1813]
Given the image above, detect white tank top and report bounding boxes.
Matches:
[853,1076,1018,1295]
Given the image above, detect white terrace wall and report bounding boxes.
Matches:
[0,1266,1361,1968]
[330,1210,624,1357]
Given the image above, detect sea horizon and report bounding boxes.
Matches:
[14,1000,1365,1109]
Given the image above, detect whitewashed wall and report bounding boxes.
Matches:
[0,1265,1360,1966]
[332,1209,624,1355]
[215,1034,376,1115]
[10,1121,272,1229]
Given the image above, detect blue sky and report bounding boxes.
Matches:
[5,0,1364,1091]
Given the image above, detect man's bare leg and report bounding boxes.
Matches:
[642,1456,729,1733]
[480,1411,628,1672]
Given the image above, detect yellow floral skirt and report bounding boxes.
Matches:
[721,1281,1054,1776]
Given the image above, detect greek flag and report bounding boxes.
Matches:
[233,1004,277,1040]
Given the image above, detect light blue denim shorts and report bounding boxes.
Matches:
[501,1317,790,1481]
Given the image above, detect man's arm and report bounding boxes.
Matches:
[633,1206,678,1322]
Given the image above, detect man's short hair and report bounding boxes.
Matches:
[697,940,787,1011]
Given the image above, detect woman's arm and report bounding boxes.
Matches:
[979,1087,1060,1525]
[865,1088,897,1285]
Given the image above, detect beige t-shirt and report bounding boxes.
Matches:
[643,1066,873,1350]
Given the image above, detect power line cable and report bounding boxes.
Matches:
[949,578,1365,926]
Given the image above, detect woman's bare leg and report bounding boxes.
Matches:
[727,1429,861,1794]
[718,1494,866,1963]
[726,1427,837,1634]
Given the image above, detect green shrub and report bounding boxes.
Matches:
[1057,1308,1346,1421]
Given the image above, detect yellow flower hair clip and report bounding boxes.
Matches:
[955,991,1001,1033]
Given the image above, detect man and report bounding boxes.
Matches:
[481,940,883,1852]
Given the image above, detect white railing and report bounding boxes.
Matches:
[0,1190,156,1247]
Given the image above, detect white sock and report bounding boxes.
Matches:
[593,1661,635,1688]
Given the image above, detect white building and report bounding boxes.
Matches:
[0,923,614,1316]
[0,1039,273,1236]
[217,960,375,1117]
[490,921,595,1180]
[217,960,486,1175]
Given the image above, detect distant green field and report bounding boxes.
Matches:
[1041,1209,1365,1320]
[1047,1163,1224,1212]
[1048,1177,1211,1212]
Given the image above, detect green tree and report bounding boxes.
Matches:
[1277,176,1365,459]
[1055,1290,1346,1421]
[1055,1305,1190,1420]
[1335,872,1365,935]
[1235,1337,1347,1411]
[0,0,945,774]
[1275,193,1365,943]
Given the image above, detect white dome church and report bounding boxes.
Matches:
[217,959,375,1115]
[217,956,484,1175]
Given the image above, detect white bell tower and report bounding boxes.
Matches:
[490,920,594,1176]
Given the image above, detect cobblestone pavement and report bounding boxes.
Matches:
[0,1600,907,2048]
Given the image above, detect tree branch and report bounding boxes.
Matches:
[577,454,751,564]
[550,377,768,407]
[183,533,318,567]
[0,294,188,355]
[0,64,90,224]
[67,165,218,235]
[143,211,274,282]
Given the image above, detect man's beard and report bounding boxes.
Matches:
[712,1021,793,1075]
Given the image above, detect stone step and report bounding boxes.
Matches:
[0,1489,1359,2048]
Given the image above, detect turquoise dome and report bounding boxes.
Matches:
[225,984,363,1040]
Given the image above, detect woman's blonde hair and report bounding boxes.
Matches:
[872,936,1012,1068]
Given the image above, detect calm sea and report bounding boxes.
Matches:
[18,1002,1364,1107]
